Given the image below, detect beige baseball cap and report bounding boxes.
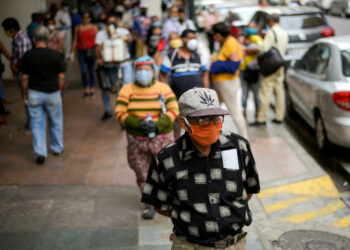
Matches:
[178,88,230,117]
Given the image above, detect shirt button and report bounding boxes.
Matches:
[210,199,215,203]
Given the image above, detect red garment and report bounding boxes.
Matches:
[77,28,96,50]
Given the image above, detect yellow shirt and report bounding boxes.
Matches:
[211,36,243,82]
[240,35,264,71]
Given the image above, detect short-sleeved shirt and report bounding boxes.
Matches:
[21,48,66,93]
[95,28,131,62]
[211,36,243,82]
[160,49,207,98]
[141,131,260,247]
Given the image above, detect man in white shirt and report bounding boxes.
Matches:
[251,13,289,126]
[95,15,133,120]
[55,1,72,60]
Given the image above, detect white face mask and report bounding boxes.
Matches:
[187,39,198,51]
[48,25,55,31]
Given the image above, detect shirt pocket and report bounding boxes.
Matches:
[222,168,244,201]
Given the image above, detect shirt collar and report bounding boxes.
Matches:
[13,30,23,41]
[178,131,236,161]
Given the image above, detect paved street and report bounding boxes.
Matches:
[1,76,350,249]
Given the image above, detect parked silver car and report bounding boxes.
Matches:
[285,36,350,150]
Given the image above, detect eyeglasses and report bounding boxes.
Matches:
[185,115,224,127]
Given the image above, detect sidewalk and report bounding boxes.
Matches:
[0,82,350,250]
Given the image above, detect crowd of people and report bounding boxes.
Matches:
[0,1,293,249]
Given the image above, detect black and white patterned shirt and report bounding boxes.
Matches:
[141,131,260,246]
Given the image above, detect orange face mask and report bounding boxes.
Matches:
[189,121,222,146]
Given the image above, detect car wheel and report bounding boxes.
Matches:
[285,85,295,117]
[315,114,330,152]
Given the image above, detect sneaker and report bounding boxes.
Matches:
[101,112,112,121]
[53,150,63,156]
[36,155,45,164]
[249,121,266,127]
[271,119,283,124]
[83,93,89,98]
[142,206,156,220]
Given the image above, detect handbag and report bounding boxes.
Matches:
[258,30,285,77]
[96,65,115,91]
[85,47,95,62]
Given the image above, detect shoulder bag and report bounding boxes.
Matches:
[258,30,285,77]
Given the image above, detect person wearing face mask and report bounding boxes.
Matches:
[54,1,72,60]
[71,11,98,98]
[203,5,220,53]
[146,21,163,57]
[141,87,260,249]
[46,18,63,53]
[70,7,82,33]
[153,31,181,67]
[162,6,181,48]
[178,7,196,35]
[133,3,151,57]
[160,29,209,139]
[210,22,249,140]
[95,15,133,120]
[115,56,179,220]
[1,17,32,132]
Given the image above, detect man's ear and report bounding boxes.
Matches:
[179,116,191,133]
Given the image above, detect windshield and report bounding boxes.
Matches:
[341,50,350,77]
[280,13,327,30]
[231,10,256,24]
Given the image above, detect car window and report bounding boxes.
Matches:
[341,50,350,77]
[296,44,330,75]
[312,44,331,75]
[280,13,327,30]
[296,45,318,71]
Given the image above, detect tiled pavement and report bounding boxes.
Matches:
[1,81,350,249]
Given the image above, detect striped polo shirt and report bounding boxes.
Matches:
[160,49,207,98]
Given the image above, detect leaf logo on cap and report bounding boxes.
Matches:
[199,91,215,106]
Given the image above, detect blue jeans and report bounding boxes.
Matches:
[27,89,63,157]
[101,63,133,113]
[240,71,260,110]
[121,62,134,84]
[78,49,95,89]
[0,79,5,99]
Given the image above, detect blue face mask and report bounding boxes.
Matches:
[135,70,154,87]
[171,17,179,22]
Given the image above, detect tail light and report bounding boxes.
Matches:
[321,27,335,37]
[332,91,350,111]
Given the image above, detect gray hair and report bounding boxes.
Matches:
[33,25,49,42]
[268,13,280,23]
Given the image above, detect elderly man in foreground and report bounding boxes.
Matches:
[141,88,260,250]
